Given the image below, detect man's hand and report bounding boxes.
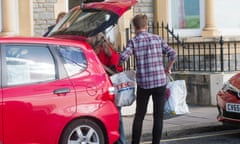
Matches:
[165,60,175,74]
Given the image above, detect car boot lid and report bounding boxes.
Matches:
[84,0,138,16]
[48,0,138,37]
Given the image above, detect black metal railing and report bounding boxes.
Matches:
[124,22,240,72]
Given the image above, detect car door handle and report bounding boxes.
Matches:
[54,88,70,95]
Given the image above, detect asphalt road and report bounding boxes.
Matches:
[142,126,240,144]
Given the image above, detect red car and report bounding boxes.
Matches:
[216,73,240,125]
[0,0,137,143]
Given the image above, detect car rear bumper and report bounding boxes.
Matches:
[216,91,240,122]
[217,104,240,123]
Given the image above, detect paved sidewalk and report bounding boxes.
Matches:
[122,105,222,143]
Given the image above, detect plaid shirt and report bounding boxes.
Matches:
[120,31,176,89]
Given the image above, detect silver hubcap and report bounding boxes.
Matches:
[68,125,100,144]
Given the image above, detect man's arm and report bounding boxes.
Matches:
[119,40,134,65]
[165,60,175,74]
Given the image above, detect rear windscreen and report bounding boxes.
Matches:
[48,9,118,37]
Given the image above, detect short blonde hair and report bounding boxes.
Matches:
[132,14,148,30]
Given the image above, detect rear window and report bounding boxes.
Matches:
[48,9,118,37]
[57,46,87,76]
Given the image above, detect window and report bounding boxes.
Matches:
[57,46,87,76]
[49,8,118,37]
[5,45,55,85]
[169,0,205,37]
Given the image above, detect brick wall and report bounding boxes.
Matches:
[33,0,56,36]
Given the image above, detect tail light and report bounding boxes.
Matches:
[98,86,116,102]
[108,86,115,95]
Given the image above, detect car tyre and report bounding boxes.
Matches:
[60,119,105,144]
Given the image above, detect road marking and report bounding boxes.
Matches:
[141,129,240,144]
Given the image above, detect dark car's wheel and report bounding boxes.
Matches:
[60,119,105,144]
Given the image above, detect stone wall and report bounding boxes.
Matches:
[122,72,237,115]
[172,72,236,106]
[133,0,153,21]
[173,73,212,105]
[33,0,56,36]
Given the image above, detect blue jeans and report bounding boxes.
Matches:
[115,107,126,144]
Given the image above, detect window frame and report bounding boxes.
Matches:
[56,45,88,77]
[168,0,205,37]
[1,43,58,87]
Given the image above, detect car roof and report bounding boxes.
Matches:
[0,36,91,49]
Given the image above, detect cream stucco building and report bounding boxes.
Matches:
[1,0,240,39]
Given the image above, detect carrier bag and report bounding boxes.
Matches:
[164,75,189,115]
[110,70,136,107]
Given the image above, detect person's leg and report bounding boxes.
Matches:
[131,86,150,144]
[116,107,126,144]
[151,85,166,144]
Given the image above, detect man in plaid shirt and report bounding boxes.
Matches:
[120,14,176,144]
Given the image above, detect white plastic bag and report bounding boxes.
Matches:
[164,76,189,115]
[110,70,136,107]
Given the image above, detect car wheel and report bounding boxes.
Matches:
[60,119,105,144]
